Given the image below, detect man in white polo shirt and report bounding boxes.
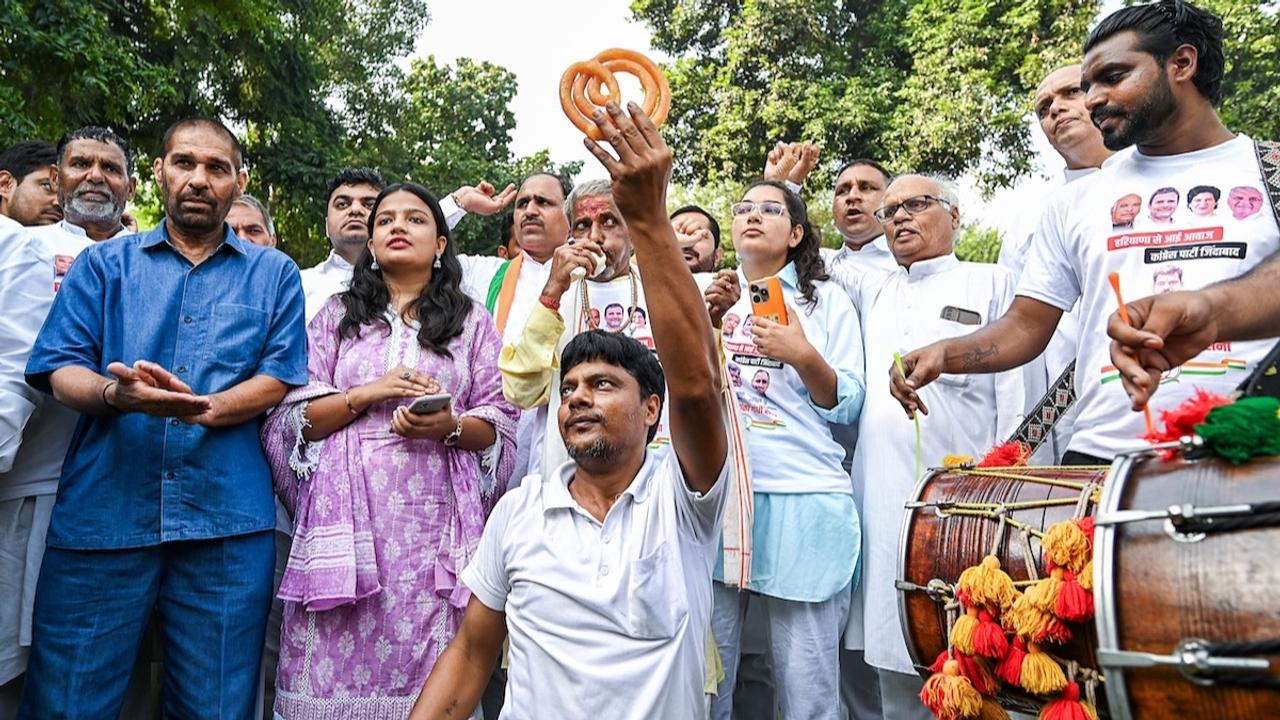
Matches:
[410,101,728,720]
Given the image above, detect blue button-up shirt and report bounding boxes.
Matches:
[25,222,307,549]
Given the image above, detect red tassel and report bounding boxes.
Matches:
[930,650,949,674]
[977,441,1031,468]
[1054,570,1094,623]
[973,610,1009,659]
[1144,389,1230,459]
[1074,516,1094,542]
[1038,682,1099,720]
[1034,616,1073,645]
[995,636,1027,686]
[954,652,999,696]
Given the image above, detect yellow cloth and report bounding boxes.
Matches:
[705,627,725,695]
[498,303,565,410]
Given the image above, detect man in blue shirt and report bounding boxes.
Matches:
[18,117,307,718]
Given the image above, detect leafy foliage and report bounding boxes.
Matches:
[633,0,1280,194]
[954,223,1004,264]
[0,1,578,265]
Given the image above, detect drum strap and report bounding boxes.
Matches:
[1236,139,1280,399]
[1008,360,1076,456]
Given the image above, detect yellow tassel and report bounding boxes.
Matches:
[1020,643,1068,694]
[1042,520,1090,573]
[950,606,980,656]
[1008,568,1064,638]
[957,555,1018,612]
[943,454,974,468]
[920,659,983,719]
[1078,559,1093,591]
[978,697,1011,720]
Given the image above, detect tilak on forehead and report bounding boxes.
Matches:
[575,195,616,219]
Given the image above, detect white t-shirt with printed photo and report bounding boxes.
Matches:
[1018,134,1279,459]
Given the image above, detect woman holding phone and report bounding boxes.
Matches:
[711,181,866,720]
[262,183,517,719]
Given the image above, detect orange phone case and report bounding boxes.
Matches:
[748,276,788,326]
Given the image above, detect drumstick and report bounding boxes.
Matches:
[1108,272,1156,436]
[895,351,924,481]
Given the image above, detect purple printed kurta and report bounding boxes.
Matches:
[262,296,517,719]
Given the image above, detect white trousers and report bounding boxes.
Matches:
[710,582,849,720]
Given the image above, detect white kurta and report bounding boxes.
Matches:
[834,253,1033,674]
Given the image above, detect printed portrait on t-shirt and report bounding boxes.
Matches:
[741,314,756,338]
[1152,265,1184,294]
[628,306,647,333]
[751,369,771,398]
[587,307,600,330]
[727,362,742,388]
[1227,186,1265,221]
[1186,185,1220,218]
[1146,187,1180,225]
[1110,193,1141,229]
[722,312,741,338]
[603,303,625,331]
[52,253,75,293]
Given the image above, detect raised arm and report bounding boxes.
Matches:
[889,295,1062,418]
[583,102,727,491]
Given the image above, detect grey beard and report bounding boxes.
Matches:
[566,436,620,464]
[62,194,124,228]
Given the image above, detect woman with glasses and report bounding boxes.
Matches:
[710,180,866,720]
[262,183,518,718]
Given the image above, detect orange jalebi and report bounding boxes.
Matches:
[559,49,671,139]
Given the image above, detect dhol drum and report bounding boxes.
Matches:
[1094,448,1280,719]
[898,451,1280,719]
[898,464,1110,717]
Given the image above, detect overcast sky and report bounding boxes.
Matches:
[414,0,1077,240]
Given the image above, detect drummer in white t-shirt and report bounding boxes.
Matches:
[891,1,1280,465]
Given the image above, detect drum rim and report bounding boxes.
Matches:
[1095,451,1137,720]
[897,467,936,676]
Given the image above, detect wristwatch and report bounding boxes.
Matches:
[443,417,464,447]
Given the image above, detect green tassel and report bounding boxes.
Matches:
[1196,397,1280,464]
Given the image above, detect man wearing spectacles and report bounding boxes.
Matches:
[834,174,1031,720]
[890,1,1279,468]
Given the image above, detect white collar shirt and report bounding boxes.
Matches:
[461,450,729,720]
[835,253,1033,674]
[2,219,128,500]
[821,234,897,276]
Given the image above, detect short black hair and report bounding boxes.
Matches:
[327,167,385,204]
[1186,184,1220,204]
[0,140,56,180]
[1150,186,1180,203]
[561,330,666,443]
[497,209,516,253]
[835,158,893,185]
[669,204,722,247]
[520,171,572,199]
[1085,0,1225,105]
[56,126,133,175]
[161,117,243,171]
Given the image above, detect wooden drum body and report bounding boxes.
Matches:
[899,466,1109,716]
[1095,452,1280,719]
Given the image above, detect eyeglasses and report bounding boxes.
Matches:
[731,201,788,218]
[873,194,952,223]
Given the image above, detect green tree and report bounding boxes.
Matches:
[632,0,1099,192]
[633,0,1280,193]
[954,223,1003,264]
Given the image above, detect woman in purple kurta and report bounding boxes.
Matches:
[262,184,517,719]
